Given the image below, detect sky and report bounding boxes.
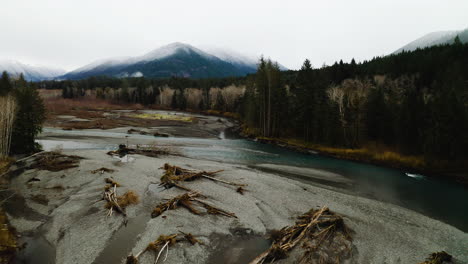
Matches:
[1,0,467,71]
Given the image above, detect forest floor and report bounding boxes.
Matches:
[1,109,467,264]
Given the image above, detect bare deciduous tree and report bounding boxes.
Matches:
[0,95,17,158]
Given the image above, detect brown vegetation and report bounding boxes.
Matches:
[250,207,352,264]
[0,210,17,264]
[0,158,14,176]
[103,177,139,217]
[30,151,83,172]
[105,191,139,210]
[418,251,452,264]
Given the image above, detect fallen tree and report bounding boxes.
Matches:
[30,151,83,172]
[91,167,116,174]
[151,191,236,218]
[159,163,246,191]
[107,144,170,158]
[250,207,353,264]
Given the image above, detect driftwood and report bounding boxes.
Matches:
[104,184,126,216]
[126,233,202,264]
[151,191,236,218]
[103,178,139,217]
[30,151,83,172]
[107,144,170,158]
[418,251,452,264]
[159,163,246,191]
[91,167,116,174]
[249,207,352,264]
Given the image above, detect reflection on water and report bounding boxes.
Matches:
[37,128,468,231]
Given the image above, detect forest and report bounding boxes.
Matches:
[35,39,468,174]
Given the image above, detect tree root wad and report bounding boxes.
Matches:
[250,207,353,264]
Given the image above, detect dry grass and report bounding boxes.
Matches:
[204,110,240,119]
[0,210,16,263]
[116,191,139,208]
[44,97,144,129]
[44,97,194,130]
[311,144,426,169]
[256,136,427,170]
[44,97,143,115]
[129,113,193,122]
[0,158,14,175]
[106,190,139,209]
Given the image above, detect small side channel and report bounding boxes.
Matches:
[92,213,150,264]
[206,229,271,264]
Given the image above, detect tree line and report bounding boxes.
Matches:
[242,38,468,162]
[37,38,468,162]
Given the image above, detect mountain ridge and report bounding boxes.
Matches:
[394,28,468,54]
[0,60,65,82]
[61,43,262,80]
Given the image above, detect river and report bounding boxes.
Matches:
[37,127,468,232]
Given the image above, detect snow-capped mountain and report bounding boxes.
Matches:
[0,60,65,81]
[204,47,258,69]
[62,43,266,80]
[393,28,468,54]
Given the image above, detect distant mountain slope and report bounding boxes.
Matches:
[0,60,65,81]
[62,43,260,80]
[394,28,468,54]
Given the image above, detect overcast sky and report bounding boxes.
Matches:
[1,0,467,71]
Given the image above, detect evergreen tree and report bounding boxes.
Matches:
[177,89,187,110]
[0,71,12,96]
[214,92,226,111]
[11,77,46,154]
[171,90,178,109]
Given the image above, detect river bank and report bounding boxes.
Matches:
[4,148,468,264]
